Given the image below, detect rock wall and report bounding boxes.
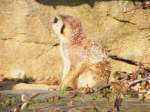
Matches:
[0,0,150,81]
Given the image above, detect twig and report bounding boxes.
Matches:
[94,84,111,92]
[94,76,150,93]
[129,76,150,87]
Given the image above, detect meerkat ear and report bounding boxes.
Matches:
[60,24,65,34]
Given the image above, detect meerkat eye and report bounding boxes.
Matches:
[53,17,58,23]
[60,24,65,34]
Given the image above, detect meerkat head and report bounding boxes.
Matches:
[51,15,83,43]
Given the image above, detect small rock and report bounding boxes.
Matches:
[9,69,26,80]
[0,74,5,81]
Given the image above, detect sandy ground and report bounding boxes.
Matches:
[0,80,150,112]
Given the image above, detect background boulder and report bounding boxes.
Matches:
[0,0,150,82]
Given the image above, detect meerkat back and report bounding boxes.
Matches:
[51,15,110,89]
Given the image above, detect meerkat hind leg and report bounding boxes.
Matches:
[61,61,89,89]
[77,71,97,88]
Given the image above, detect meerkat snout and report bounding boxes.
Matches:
[51,16,65,37]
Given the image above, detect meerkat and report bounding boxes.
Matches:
[51,15,110,89]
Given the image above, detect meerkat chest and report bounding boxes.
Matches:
[59,42,71,79]
[59,43,70,61]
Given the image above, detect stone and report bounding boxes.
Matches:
[12,83,58,90]
[0,0,150,88]
[8,69,25,79]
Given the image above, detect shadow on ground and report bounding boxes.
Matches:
[0,78,34,90]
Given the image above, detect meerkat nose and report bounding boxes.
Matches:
[53,17,58,24]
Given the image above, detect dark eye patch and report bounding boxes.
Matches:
[61,24,65,34]
[53,17,58,23]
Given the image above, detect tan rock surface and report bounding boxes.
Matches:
[0,0,150,88]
